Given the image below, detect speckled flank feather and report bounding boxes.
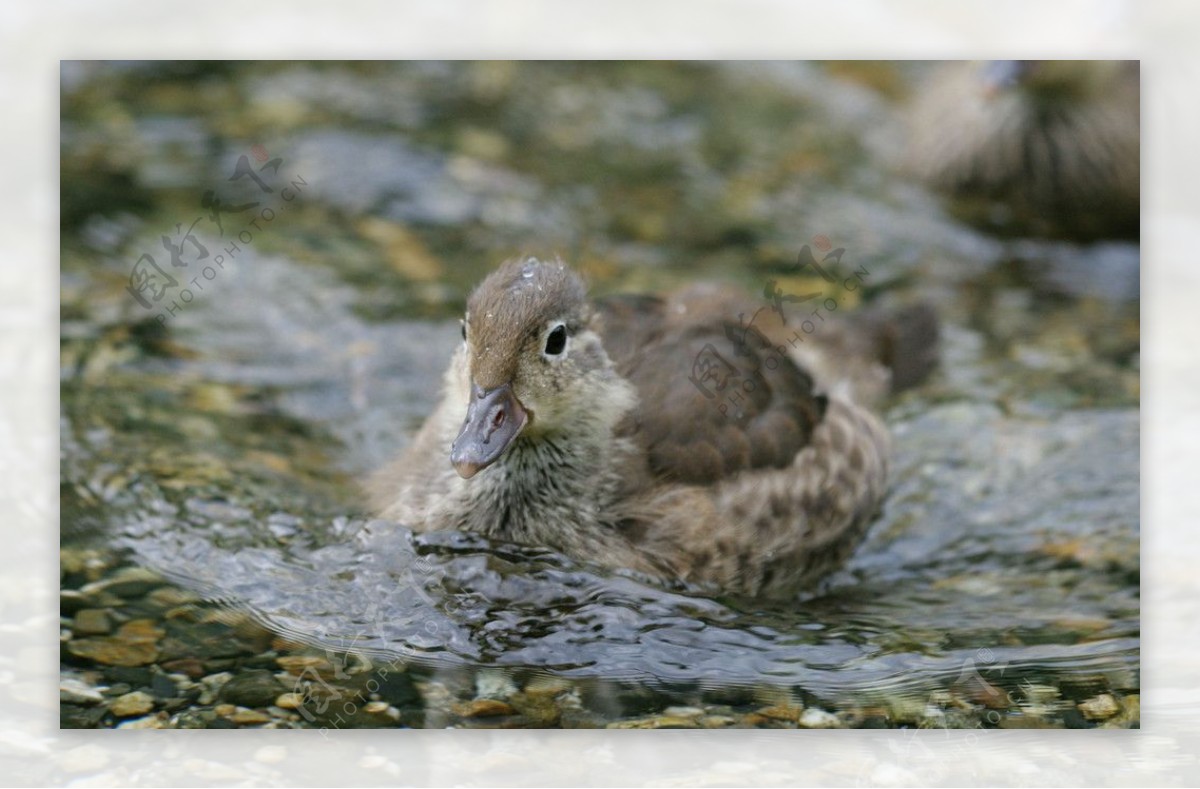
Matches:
[369,259,935,598]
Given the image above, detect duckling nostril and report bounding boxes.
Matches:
[492,409,506,430]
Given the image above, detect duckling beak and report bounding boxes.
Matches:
[450,382,528,478]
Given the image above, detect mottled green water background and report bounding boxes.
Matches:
[60,61,1139,729]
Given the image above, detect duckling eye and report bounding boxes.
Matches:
[460,320,467,342]
[544,324,567,356]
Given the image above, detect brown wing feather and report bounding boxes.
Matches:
[595,294,827,486]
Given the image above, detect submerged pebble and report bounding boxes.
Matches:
[60,677,105,706]
[71,609,112,636]
[1078,693,1122,721]
[798,708,840,729]
[110,690,155,717]
[452,699,517,718]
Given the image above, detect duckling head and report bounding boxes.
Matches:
[451,256,628,479]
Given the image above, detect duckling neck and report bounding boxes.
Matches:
[457,381,639,553]
[465,423,626,546]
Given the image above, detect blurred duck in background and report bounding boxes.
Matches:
[904,60,1139,241]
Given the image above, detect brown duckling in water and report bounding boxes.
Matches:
[904,60,1139,241]
[369,258,937,598]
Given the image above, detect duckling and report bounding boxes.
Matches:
[904,60,1139,240]
[369,257,937,598]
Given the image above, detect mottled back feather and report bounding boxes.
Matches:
[595,295,827,485]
